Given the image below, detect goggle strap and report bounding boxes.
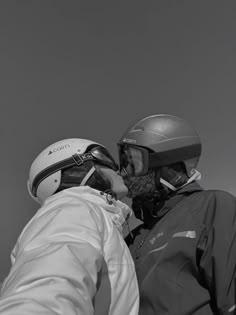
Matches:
[72,153,94,165]
[80,166,96,186]
[32,156,78,197]
[149,144,201,168]
[31,153,96,197]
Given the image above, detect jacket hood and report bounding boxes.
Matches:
[44,186,132,231]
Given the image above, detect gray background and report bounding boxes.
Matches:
[1,1,236,282]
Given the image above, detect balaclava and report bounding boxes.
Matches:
[126,163,189,224]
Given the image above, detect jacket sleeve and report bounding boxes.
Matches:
[0,201,105,315]
[197,191,236,314]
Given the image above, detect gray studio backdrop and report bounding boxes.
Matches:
[1,1,236,282]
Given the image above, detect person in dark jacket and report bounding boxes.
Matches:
[117,114,236,315]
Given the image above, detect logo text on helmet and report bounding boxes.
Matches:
[123,138,136,144]
[48,144,70,155]
[80,153,94,161]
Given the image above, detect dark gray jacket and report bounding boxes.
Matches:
[126,182,236,315]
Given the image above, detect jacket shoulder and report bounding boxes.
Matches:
[196,189,236,229]
[200,189,236,203]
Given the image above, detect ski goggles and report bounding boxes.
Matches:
[70,146,119,172]
[118,143,202,177]
[118,144,151,177]
[31,146,118,197]
[85,146,119,171]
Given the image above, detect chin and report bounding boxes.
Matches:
[115,186,128,200]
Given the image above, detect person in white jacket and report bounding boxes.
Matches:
[0,138,139,315]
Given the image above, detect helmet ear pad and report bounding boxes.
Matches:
[56,161,111,193]
[159,162,188,188]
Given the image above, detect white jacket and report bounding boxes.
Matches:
[0,187,139,315]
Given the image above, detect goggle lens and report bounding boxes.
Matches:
[119,145,146,177]
[91,147,118,171]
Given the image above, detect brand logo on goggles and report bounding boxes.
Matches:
[80,153,94,161]
[122,138,136,144]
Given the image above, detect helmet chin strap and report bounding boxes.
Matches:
[160,178,177,191]
[160,169,201,191]
[80,166,96,186]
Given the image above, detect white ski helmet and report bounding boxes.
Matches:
[27,138,118,204]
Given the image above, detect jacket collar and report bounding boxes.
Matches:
[133,181,204,228]
[175,181,203,195]
[156,181,204,219]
